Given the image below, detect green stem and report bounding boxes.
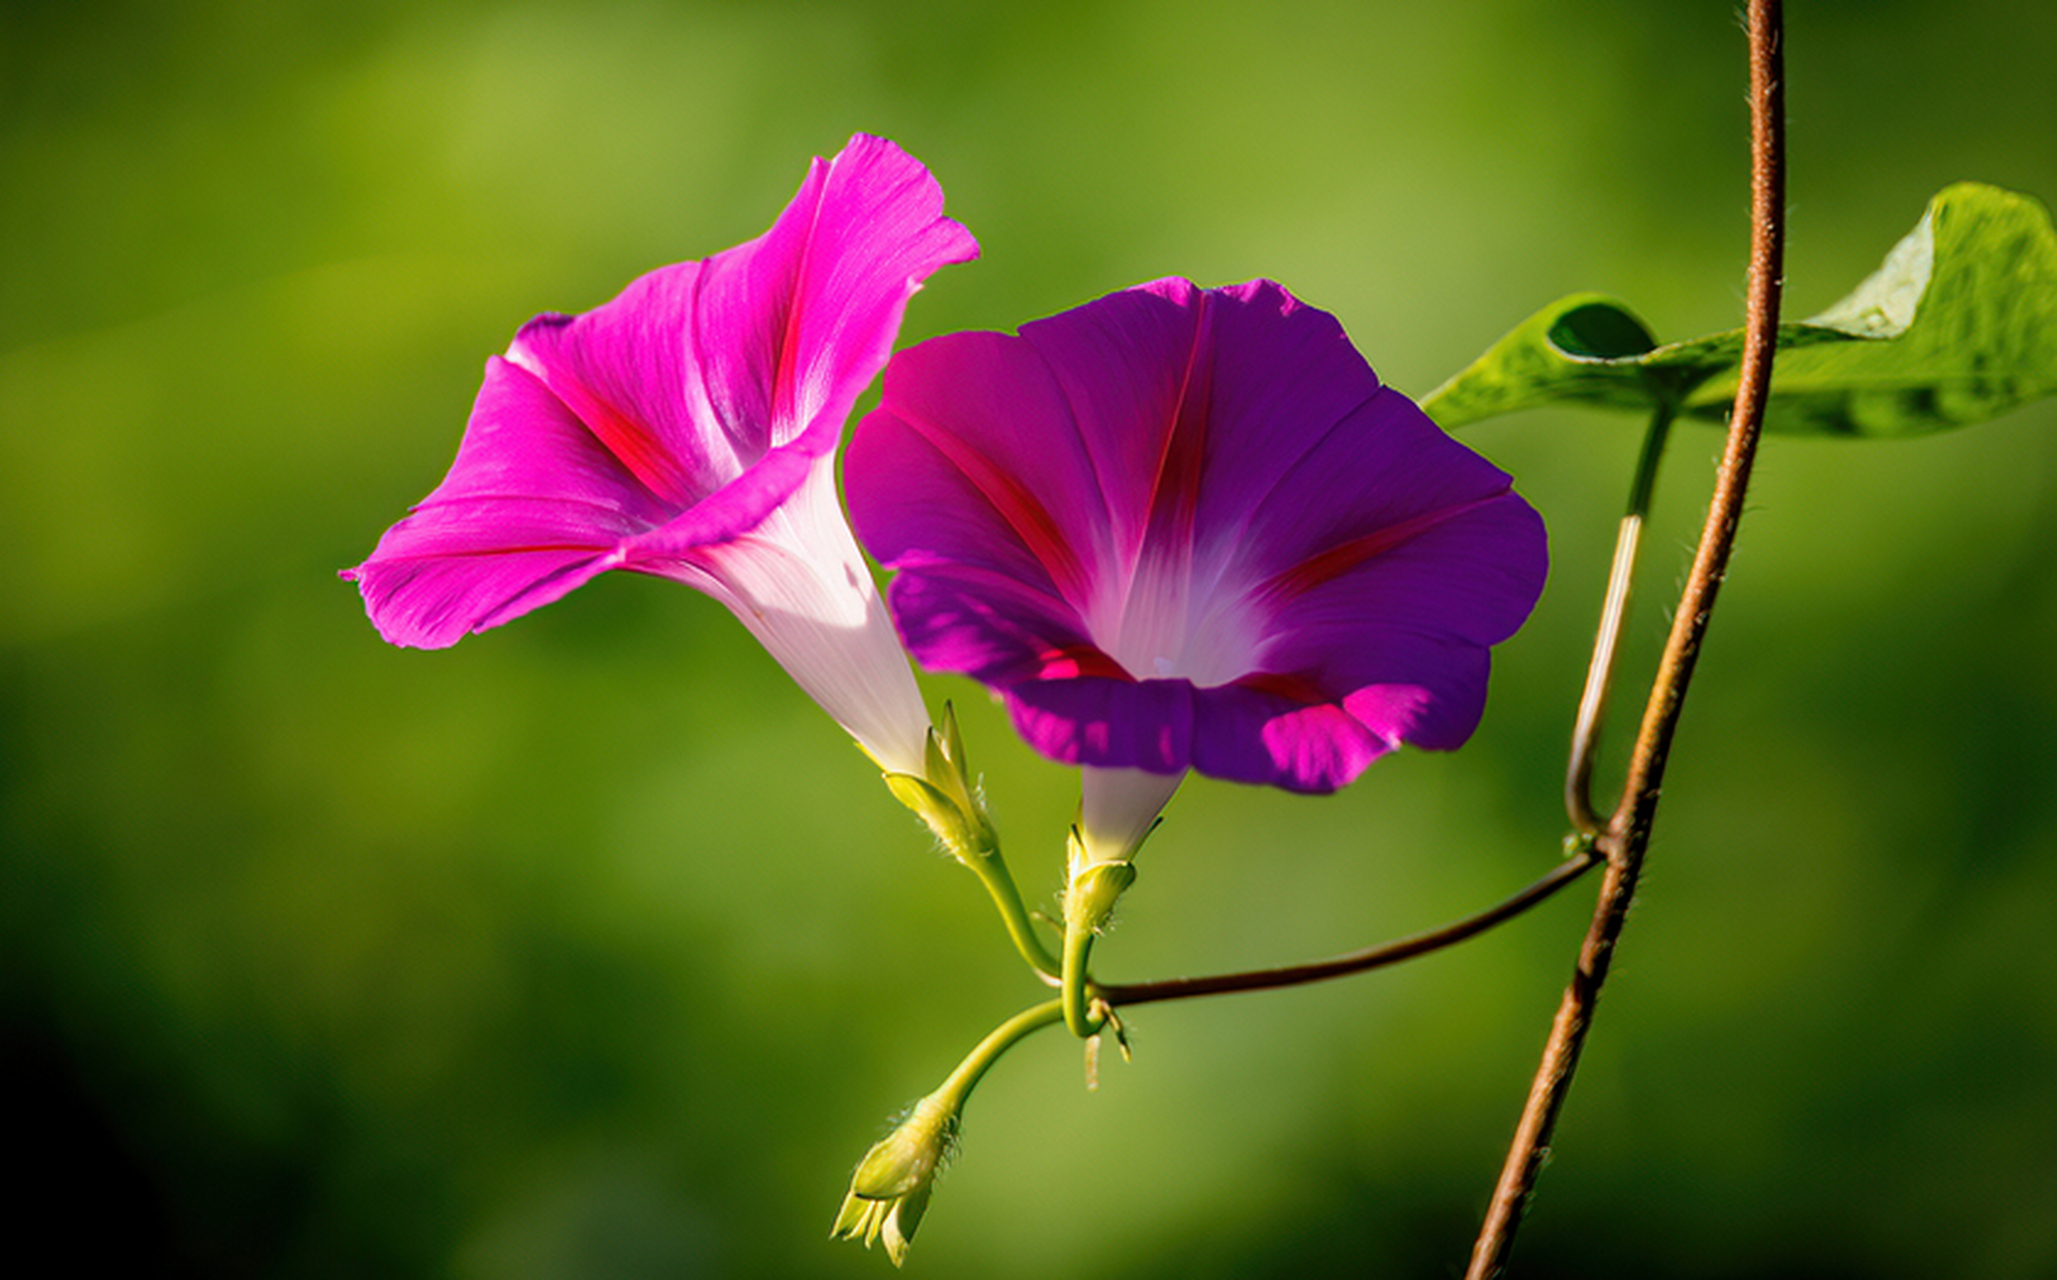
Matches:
[1061,913,1100,1037]
[936,999,1067,1103]
[883,704,1064,981]
[963,844,1064,981]
[1566,402,1676,834]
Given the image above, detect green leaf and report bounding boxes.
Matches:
[1420,183,2057,437]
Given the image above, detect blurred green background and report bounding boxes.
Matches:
[5,1,2055,1276]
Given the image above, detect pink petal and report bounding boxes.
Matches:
[348,134,976,664]
[342,356,665,648]
[649,456,934,776]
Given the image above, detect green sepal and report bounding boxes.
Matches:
[1421,183,2057,438]
[882,770,979,861]
[831,1091,957,1266]
[884,703,997,863]
[1059,853,1138,1038]
[832,1180,932,1268]
[881,707,1061,979]
[1064,857,1138,937]
[849,1094,957,1200]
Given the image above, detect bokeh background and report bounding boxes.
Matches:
[5,1,2056,1276]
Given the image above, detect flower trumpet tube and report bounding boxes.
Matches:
[343,134,977,776]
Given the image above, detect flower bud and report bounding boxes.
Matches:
[832,1091,959,1266]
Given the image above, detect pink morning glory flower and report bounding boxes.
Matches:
[343,134,976,775]
[845,278,1546,848]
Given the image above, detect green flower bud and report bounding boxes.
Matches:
[831,1091,959,1267]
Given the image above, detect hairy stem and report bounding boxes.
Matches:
[1467,3,1786,1275]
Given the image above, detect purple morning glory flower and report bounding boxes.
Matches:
[344,135,976,775]
[845,278,1547,811]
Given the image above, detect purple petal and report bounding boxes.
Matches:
[1010,280,1214,569]
[1255,493,1550,667]
[852,277,1549,795]
[1020,279,1394,574]
[1220,385,1521,586]
[880,561,1110,687]
[1003,677,1198,775]
[849,330,1107,613]
[1191,680,1392,793]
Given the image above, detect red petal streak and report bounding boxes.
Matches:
[1254,493,1505,606]
[1138,290,1212,566]
[1232,668,1329,706]
[1032,642,1133,682]
[769,167,823,433]
[572,395,695,510]
[900,414,1095,608]
[508,319,701,511]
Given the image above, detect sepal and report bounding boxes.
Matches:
[882,771,980,859]
[1063,852,1138,939]
[883,703,997,863]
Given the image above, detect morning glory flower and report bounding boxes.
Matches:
[846,278,1546,855]
[343,134,976,775]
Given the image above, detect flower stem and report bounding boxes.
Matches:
[963,845,1065,981]
[884,704,1065,980]
[835,997,1067,1264]
[938,998,1069,1101]
[1096,844,1598,1007]
[1061,920,1100,1036]
[1467,3,1785,1274]
[1566,402,1676,834]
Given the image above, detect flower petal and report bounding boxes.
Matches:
[342,356,668,648]
[507,134,979,511]
[1192,681,1393,793]
[851,277,1548,796]
[348,133,976,707]
[1227,388,1533,608]
[849,330,1107,615]
[1002,677,1196,774]
[1078,766,1186,863]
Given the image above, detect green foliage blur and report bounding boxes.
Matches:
[5,1,2055,1276]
